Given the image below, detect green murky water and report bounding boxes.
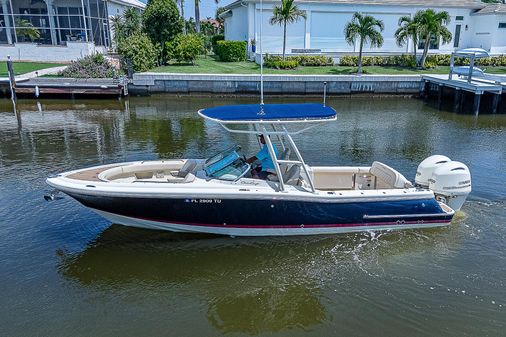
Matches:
[0,96,505,336]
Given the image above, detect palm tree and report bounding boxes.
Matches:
[179,0,186,34]
[344,13,384,75]
[395,15,419,60]
[194,0,219,33]
[269,0,306,60]
[15,19,40,42]
[110,15,124,49]
[194,0,200,32]
[414,9,452,69]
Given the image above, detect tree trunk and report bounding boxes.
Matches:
[195,0,200,33]
[180,0,186,34]
[413,37,417,59]
[282,20,287,60]
[420,34,430,69]
[357,38,364,75]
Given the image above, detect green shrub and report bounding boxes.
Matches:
[339,54,506,68]
[211,34,224,54]
[215,40,246,62]
[264,54,298,69]
[293,55,333,66]
[166,34,204,64]
[58,53,117,78]
[118,33,158,72]
[340,55,416,68]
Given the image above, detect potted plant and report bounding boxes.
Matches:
[250,38,256,53]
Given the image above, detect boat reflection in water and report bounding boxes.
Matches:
[56,223,462,334]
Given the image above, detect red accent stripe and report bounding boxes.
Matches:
[128,215,451,229]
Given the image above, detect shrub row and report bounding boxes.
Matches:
[292,55,334,66]
[340,55,416,67]
[264,54,334,69]
[264,55,298,69]
[339,54,506,68]
[215,40,247,62]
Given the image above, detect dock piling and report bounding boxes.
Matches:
[453,88,461,112]
[492,94,501,114]
[437,85,443,110]
[473,92,482,115]
[6,55,16,101]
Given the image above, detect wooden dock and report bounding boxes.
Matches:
[0,77,127,98]
[422,74,504,115]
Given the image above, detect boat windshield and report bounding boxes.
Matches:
[204,145,250,181]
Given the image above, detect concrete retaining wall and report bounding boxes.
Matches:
[130,73,424,96]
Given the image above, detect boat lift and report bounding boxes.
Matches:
[448,48,490,82]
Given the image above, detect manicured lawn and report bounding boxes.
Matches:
[0,62,65,76]
[152,56,506,75]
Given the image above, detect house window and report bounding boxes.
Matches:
[456,16,464,21]
[499,23,506,28]
[418,35,439,50]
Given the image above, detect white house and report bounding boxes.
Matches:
[0,0,145,62]
[222,0,506,57]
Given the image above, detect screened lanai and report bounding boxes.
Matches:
[0,0,110,47]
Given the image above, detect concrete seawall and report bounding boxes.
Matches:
[129,73,425,95]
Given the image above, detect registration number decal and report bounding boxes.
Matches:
[185,199,222,204]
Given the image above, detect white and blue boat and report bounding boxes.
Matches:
[46,103,472,236]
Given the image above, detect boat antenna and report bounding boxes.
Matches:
[258,0,265,115]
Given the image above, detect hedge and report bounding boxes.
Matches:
[264,55,298,69]
[211,34,224,54]
[264,54,334,69]
[339,54,506,68]
[215,40,246,62]
[340,55,416,67]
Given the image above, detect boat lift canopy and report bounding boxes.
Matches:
[199,103,338,193]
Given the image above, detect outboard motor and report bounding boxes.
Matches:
[416,156,471,211]
[415,155,451,187]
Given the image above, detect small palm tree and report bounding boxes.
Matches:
[344,13,384,75]
[414,9,452,69]
[15,19,40,42]
[270,0,306,60]
[395,16,419,60]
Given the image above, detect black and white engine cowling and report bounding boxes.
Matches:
[415,155,472,211]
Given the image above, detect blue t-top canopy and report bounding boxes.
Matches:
[199,103,336,122]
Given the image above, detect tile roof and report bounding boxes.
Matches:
[474,3,506,15]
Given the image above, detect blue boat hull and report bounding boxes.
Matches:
[66,192,453,235]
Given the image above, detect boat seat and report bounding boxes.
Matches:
[370,161,413,189]
[283,165,301,186]
[177,159,198,178]
[167,173,196,183]
[134,171,154,179]
[278,148,291,174]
